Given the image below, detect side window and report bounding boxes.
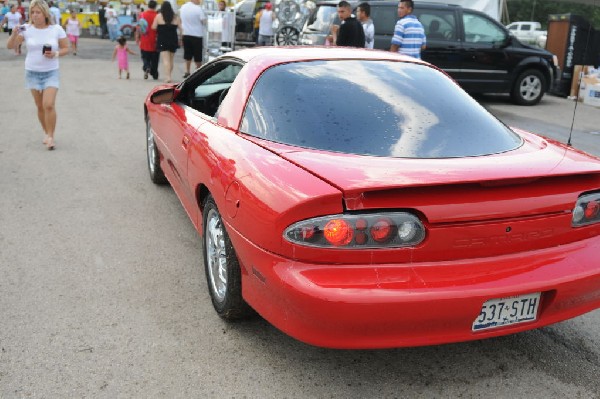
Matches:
[180,62,243,118]
[370,6,397,36]
[508,24,518,31]
[462,11,507,44]
[521,24,531,31]
[415,10,458,41]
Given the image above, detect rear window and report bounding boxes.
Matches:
[240,60,522,158]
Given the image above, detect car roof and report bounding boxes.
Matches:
[218,45,428,66]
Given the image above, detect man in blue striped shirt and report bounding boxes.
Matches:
[390,0,426,59]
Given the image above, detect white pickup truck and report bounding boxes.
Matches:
[506,21,547,48]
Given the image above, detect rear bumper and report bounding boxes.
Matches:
[229,227,600,349]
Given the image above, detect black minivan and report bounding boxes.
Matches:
[300,1,560,105]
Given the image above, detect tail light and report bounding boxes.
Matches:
[284,212,426,248]
[572,192,600,227]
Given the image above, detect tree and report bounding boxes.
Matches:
[506,0,600,29]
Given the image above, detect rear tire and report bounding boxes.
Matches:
[511,69,545,105]
[202,195,252,320]
[146,116,167,185]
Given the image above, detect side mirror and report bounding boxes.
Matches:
[150,87,179,104]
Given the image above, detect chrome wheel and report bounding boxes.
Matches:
[146,120,156,175]
[145,116,167,184]
[202,196,252,319]
[206,207,227,302]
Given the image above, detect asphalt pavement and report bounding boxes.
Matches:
[1,37,599,398]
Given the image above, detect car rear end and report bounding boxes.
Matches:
[249,133,600,348]
[227,52,600,348]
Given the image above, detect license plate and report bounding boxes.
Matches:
[472,292,541,331]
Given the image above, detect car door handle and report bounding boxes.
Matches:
[182,135,190,149]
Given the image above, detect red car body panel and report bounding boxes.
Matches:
[145,47,600,348]
[229,225,600,348]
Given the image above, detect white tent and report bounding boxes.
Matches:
[417,0,506,21]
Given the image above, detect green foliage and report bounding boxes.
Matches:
[506,0,600,29]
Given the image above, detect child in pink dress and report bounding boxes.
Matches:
[63,10,81,55]
[111,36,137,79]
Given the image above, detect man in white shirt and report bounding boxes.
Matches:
[356,2,374,49]
[105,4,119,42]
[49,1,61,25]
[257,2,275,46]
[180,0,207,78]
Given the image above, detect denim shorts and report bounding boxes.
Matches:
[25,69,60,91]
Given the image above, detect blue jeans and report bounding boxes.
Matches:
[108,23,119,41]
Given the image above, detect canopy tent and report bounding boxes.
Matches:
[417,0,506,20]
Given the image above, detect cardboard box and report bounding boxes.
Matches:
[583,83,600,107]
[571,65,596,99]
[578,76,600,102]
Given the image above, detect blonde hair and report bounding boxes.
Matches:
[29,0,52,25]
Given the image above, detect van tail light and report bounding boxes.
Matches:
[572,192,600,227]
[284,212,426,248]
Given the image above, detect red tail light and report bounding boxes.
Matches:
[324,219,353,246]
[370,218,394,242]
[585,200,599,219]
[284,212,426,249]
[572,192,600,227]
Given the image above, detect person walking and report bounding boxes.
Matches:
[0,1,10,30]
[356,2,374,49]
[1,4,23,54]
[105,4,119,42]
[390,0,426,59]
[16,0,26,24]
[2,4,23,33]
[257,2,275,46]
[253,5,262,44]
[179,0,207,78]
[335,1,364,48]
[135,0,159,80]
[63,10,81,55]
[7,0,69,150]
[98,4,107,39]
[48,1,61,25]
[112,36,137,79]
[151,0,181,83]
[217,0,233,48]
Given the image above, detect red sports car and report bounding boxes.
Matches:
[144,47,600,349]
